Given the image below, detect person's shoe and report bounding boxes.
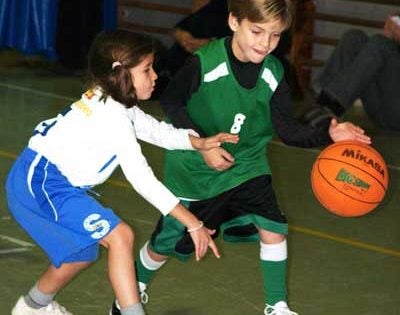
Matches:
[109,300,121,315]
[140,290,149,304]
[12,296,73,314]
[264,301,298,315]
[109,291,149,315]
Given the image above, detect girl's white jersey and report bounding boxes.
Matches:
[28,88,195,215]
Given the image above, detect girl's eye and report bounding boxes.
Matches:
[252,30,261,34]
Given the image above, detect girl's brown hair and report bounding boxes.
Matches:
[88,30,155,108]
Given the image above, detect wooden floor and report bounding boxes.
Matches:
[0,49,399,315]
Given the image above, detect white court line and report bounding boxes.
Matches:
[0,82,75,102]
[0,234,35,247]
[0,248,32,254]
[0,234,35,256]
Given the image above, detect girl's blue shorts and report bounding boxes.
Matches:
[6,148,121,268]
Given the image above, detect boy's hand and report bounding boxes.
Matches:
[200,147,235,171]
[190,132,239,150]
[328,118,371,144]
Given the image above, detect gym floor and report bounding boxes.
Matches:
[0,49,399,315]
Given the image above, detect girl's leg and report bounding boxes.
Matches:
[101,222,142,311]
[13,261,91,314]
[36,261,92,295]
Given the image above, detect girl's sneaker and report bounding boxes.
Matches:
[12,296,72,315]
[264,301,298,315]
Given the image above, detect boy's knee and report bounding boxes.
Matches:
[259,229,286,244]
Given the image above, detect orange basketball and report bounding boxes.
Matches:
[311,141,388,217]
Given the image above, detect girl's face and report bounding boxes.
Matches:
[228,14,286,63]
[129,53,158,100]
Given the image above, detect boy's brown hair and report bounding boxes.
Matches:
[228,0,293,29]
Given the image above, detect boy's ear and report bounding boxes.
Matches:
[228,13,239,32]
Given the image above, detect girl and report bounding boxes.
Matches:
[6,30,238,315]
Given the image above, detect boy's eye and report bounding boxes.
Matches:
[252,30,261,34]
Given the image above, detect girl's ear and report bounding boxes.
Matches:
[228,13,239,32]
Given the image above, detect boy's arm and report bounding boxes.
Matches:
[271,79,332,148]
[160,55,206,136]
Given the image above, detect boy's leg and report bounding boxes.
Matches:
[135,206,199,297]
[258,229,288,306]
[135,241,168,299]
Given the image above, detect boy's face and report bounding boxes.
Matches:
[229,14,286,63]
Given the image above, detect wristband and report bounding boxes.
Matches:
[187,221,204,233]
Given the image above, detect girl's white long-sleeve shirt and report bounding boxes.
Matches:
[28,89,196,215]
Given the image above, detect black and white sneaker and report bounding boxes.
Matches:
[109,300,121,315]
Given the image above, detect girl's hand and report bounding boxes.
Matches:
[328,118,371,144]
[190,133,239,151]
[200,147,235,171]
[187,223,220,261]
[169,205,220,261]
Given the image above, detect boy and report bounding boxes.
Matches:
[111,1,371,314]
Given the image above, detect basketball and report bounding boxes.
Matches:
[311,141,389,217]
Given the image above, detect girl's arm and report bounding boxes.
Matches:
[117,122,220,260]
[132,106,238,151]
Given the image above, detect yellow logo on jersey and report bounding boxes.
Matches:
[73,100,92,117]
[84,89,95,100]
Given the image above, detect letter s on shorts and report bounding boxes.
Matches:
[83,213,111,239]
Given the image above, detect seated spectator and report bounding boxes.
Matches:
[154,0,231,95]
[302,14,400,131]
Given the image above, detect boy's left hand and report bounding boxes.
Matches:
[328,118,371,144]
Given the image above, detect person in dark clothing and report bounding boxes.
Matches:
[156,0,231,79]
[302,14,400,131]
[51,0,117,75]
[55,0,104,71]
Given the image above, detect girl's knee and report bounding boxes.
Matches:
[102,222,135,249]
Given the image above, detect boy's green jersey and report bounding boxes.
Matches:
[164,38,284,200]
